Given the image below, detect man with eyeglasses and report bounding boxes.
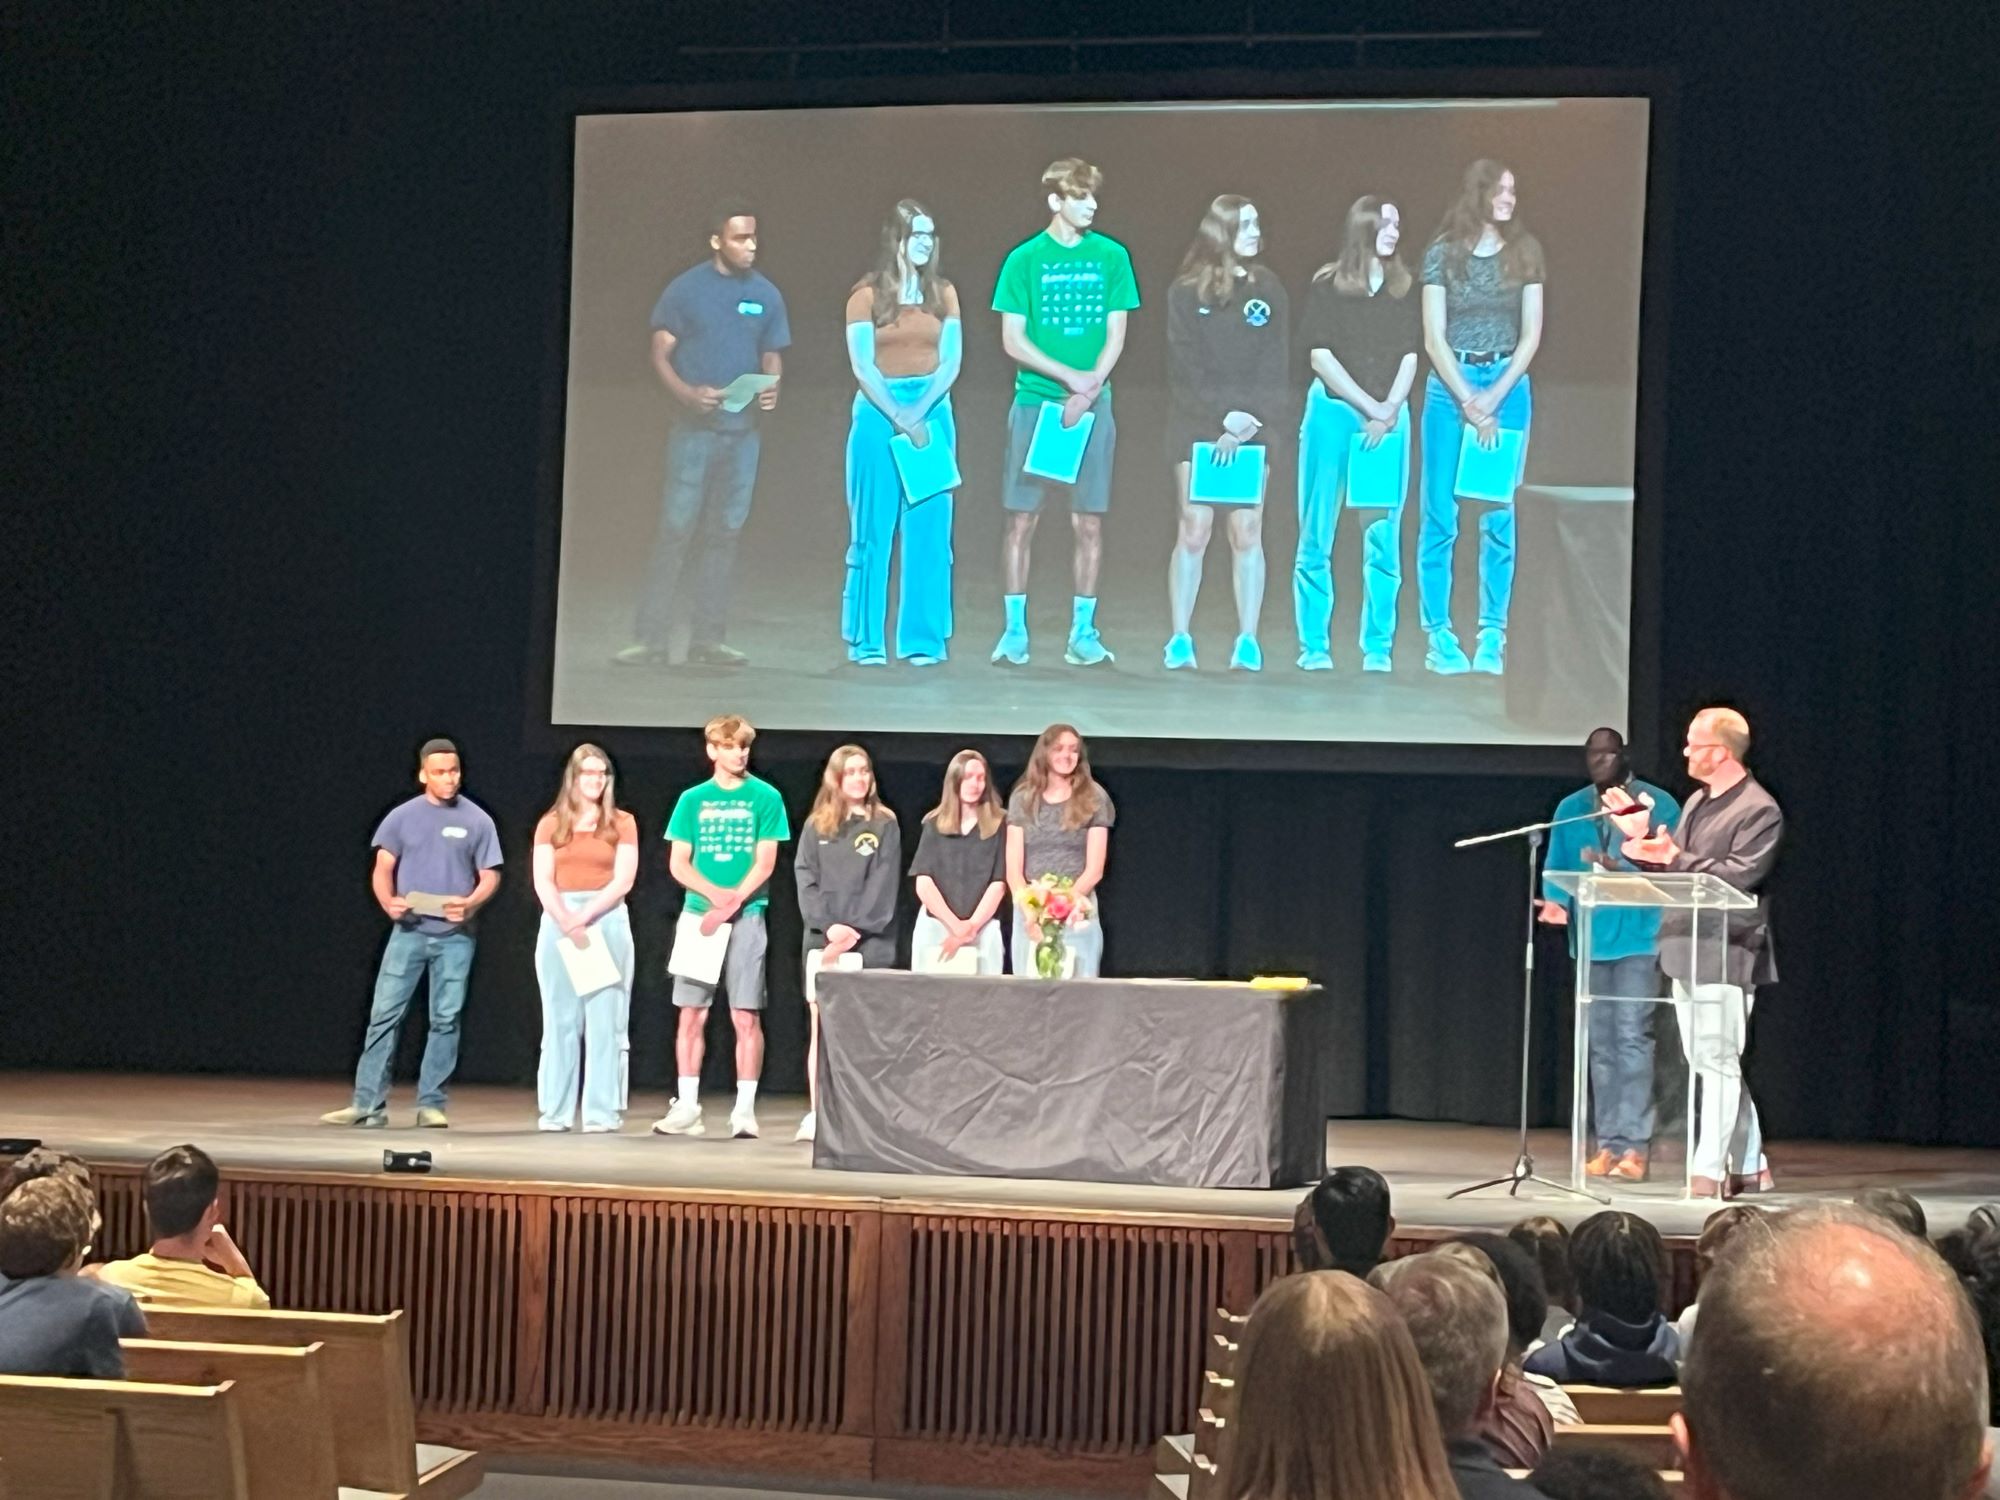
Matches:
[1616,708,1784,1199]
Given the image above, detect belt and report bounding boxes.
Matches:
[1454,349,1507,366]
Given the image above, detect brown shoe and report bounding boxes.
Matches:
[1611,1150,1649,1182]
[1730,1168,1777,1196]
[1584,1148,1615,1178]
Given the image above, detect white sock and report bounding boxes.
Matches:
[1072,595,1097,632]
[736,1080,758,1108]
[1003,594,1027,632]
[677,1076,698,1107]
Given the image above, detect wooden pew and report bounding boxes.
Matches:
[1566,1383,1683,1425]
[0,1374,249,1500]
[134,1307,482,1498]
[122,1338,340,1500]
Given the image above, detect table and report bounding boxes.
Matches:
[813,971,1330,1190]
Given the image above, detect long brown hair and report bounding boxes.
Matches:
[927,749,1003,838]
[1314,195,1412,298]
[860,198,948,325]
[543,742,621,847]
[1011,723,1103,832]
[1430,158,1545,286]
[808,743,892,837]
[1176,194,1258,309]
[1216,1273,1459,1500]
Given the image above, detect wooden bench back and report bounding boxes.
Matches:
[121,1338,340,1500]
[0,1374,248,1500]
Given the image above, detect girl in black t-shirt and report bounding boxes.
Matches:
[1163,195,1291,673]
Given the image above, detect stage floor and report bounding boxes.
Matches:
[9,1072,1997,1238]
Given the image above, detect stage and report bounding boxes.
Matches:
[13,1072,1996,1492]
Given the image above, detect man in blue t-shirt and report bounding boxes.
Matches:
[322,738,502,1129]
[616,202,792,671]
[1539,727,1681,1182]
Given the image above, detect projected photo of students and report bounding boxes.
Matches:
[991,158,1140,670]
[1416,160,1545,677]
[616,203,791,671]
[1293,195,1421,673]
[841,200,963,667]
[1162,195,1290,673]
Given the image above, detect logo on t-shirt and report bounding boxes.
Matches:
[443,827,467,839]
[737,300,765,316]
[853,831,880,857]
[1243,299,1272,328]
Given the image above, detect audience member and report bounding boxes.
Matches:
[1532,1445,1673,1500]
[1525,1211,1679,1388]
[99,1145,270,1308]
[0,1176,147,1377]
[1216,1270,1458,1500]
[1853,1186,1929,1239]
[1940,1221,2000,1499]
[1678,1203,1991,1500]
[1678,1205,1762,1347]
[1292,1165,1396,1277]
[1509,1215,1577,1346]
[1374,1252,1550,1499]
[1455,1232,1580,1448]
[0,1146,92,1201]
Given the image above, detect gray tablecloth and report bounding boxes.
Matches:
[814,971,1330,1189]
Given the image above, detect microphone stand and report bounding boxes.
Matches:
[1446,804,1631,1204]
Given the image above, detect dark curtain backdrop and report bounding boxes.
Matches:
[8,4,1997,1145]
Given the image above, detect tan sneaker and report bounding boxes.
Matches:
[1584,1148,1615,1178]
[319,1105,386,1128]
[1610,1150,1649,1182]
[415,1107,449,1129]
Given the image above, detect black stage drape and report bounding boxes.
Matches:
[8,5,1996,1147]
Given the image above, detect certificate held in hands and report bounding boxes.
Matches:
[889,427,962,502]
[1454,425,1529,504]
[1188,442,1266,505]
[1023,401,1096,483]
[556,929,622,996]
[669,912,732,986]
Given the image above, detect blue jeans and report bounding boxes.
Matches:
[535,894,634,1130]
[352,927,475,1113]
[1587,955,1659,1154]
[1416,363,1532,634]
[1294,387,1411,657]
[634,424,763,650]
[843,381,956,661]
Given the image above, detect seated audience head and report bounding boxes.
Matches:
[1509,1214,1576,1312]
[1946,1221,2000,1427]
[1292,1166,1394,1276]
[1452,1232,1552,1361]
[1218,1270,1457,1500]
[142,1144,225,1244]
[0,1175,96,1280]
[1533,1444,1673,1500]
[1852,1186,1928,1239]
[1372,1251,1511,1440]
[1694,1205,1762,1282]
[0,1147,92,1202]
[1571,1211,1666,1324]
[1678,1203,1991,1500]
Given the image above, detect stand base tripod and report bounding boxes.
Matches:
[1446,1146,1604,1203]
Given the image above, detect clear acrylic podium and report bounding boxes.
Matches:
[1544,870,1757,1200]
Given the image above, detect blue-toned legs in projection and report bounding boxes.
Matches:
[1294,385,1411,671]
[842,379,956,665]
[1416,360,1531,674]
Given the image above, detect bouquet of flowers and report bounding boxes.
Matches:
[1019,874,1093,979]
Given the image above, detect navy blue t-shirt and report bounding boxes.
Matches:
[372,793,504,937]
[650,261,792,431]
[0,1273,148,1378]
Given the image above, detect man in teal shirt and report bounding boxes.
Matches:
[655,713,790,1141]
[991,157,1140,668]
[1539,728,1681,1181]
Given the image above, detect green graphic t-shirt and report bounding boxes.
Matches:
[991,230,1141,405]
[665,774,790,913]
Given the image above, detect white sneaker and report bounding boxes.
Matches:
[730,1106,760,1140]
[794,1111,817,1143]
[537,1120,571,1133]
[651,1100,705,1136]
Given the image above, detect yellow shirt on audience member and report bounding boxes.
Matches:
[98,1253,271,1309]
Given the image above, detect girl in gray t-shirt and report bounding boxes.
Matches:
[1005,724,1114,977]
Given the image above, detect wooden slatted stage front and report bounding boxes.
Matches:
[9,1073,1995,1493]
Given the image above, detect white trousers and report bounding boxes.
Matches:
[1672,979,1766,1179]
[910,911,1006,975]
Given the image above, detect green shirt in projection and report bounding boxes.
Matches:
[992,229,1141,405]
[665,774,791,914]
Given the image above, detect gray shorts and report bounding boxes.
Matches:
[672,907,768,1011]
[1001,391,1116,515]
